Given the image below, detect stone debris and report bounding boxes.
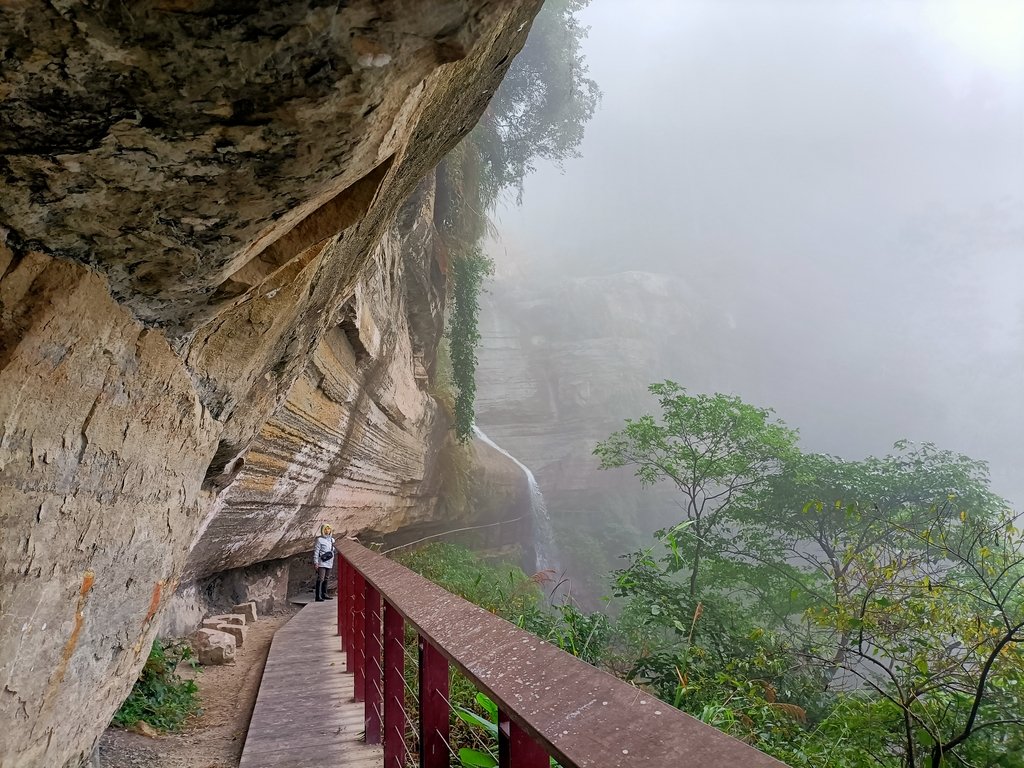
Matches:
[195,607,254,660]
[232,602,258,623]
[194,629,236,665]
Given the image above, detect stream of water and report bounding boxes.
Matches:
[472,426,561,575]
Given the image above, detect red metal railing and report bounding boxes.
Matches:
[336,540,786,768]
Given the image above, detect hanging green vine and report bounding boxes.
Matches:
[449,246,493,442]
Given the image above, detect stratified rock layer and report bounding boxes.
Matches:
[0,2,541,765]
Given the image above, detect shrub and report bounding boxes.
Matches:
[112,638,200,732]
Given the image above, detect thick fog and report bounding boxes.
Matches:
[488,0,1024,508]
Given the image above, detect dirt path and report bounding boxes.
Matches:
[99,610,296,768]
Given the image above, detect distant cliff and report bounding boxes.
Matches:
[475,270,738,590]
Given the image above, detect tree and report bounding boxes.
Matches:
[473,0,601,204]
[600,385,1023,765]
[728,444,1006,660]
[805,509,1024,767]
[607,522,830,763]
[594,381,799,597]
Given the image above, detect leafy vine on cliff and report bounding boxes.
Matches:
[449,246,494,441]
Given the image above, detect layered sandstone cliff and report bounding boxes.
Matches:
[0,2,540,765]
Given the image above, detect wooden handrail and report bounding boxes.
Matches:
[337,539,787,768]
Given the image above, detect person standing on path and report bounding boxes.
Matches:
[313,524,336,602]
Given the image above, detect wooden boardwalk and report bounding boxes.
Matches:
[239,601,382,768]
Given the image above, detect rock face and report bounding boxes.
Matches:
[475,271,736,587]
[181,178,450,579]
[0,2,542,765]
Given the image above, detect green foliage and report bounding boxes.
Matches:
[396,542,609,659]
[600,383,1024,767]
[607,523,827,748]
[595,381,799,597]
[474,0,601,203]
[456,692,500,768]
[727,443,1008,637]
[397,544,607,764]
[448,248,494,442]
[112,639,200,732]
[395,455,1023,767]
[609,510,1024,765]
[805,511,1024,768]
[395,542,538,616]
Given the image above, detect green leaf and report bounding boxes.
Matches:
[459,747,498,767]
[475,693,498,721]
[455,707,499,736]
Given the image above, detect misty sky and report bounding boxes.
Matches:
[488,0,1024,507]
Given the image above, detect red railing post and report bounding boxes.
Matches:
[345,559,355,671]
[343,559,349,636]
[364,583,383,745]
[353,570,366,702]
[419,637,450,768]
[383,601,407,768]
[499,711,548,768]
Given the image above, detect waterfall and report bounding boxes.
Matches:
[472,426,561,574]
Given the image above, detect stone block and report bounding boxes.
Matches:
[232,602,258,623]
[195,629,236,665]
[208,612,246,626]
[213,622,247,647]
[200,616,245,635]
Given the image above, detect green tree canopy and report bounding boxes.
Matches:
[595,381,799,596]
[474,0,601,204]
[600,384,1022,766]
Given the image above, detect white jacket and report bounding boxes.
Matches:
[313,535,336,569]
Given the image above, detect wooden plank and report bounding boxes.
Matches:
[239,600,383,768]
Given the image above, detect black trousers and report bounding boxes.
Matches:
[316,566,331,596]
